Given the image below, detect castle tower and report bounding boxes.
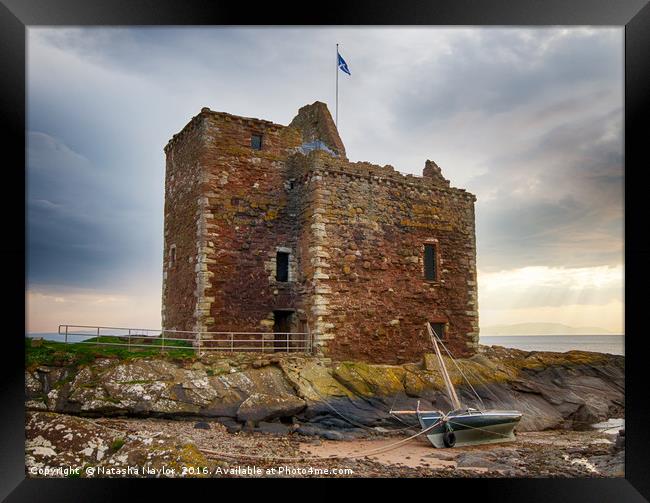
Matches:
[162,102,479,363]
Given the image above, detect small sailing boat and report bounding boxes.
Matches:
[393,322,522,448]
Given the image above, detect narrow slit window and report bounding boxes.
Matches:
[169,246,177,267]
[424,244,436,281]
[276,251,289,282]
[251,134,263,150]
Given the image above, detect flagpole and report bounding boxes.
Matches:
[336,43,339,127]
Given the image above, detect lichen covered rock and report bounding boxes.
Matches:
[25,346,624,433]
[26,411,209,478]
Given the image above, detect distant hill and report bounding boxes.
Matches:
[480,322,615,336]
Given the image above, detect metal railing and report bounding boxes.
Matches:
[58,324,313,354]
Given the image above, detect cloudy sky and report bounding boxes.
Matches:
[26,27,624,334]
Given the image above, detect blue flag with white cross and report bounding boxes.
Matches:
[338,51,351,75]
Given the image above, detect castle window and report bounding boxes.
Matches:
[424,243,436,281]
[169,245,177,268]
[276,251,289,282]
[251,134,263,150]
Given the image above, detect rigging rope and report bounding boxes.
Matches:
[387,393,421,430]
[426,324,513,409]
[428,326,486,410]
[306,380,417,433]
[450,359,506,407]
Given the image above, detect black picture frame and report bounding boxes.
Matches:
[2,0,648,500]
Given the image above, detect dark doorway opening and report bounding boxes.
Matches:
[273,310,294,351]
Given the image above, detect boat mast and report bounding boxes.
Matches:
[427,322,462,410]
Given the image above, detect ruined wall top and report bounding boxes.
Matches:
[288,101,347,159]
[289,150,476,202]
[422,159,451,187]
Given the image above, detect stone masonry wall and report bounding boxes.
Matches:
[162,114,206,333]
[296,151,479,363]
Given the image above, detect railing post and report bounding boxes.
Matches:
[197,332,202,356]
[65,325,68,345]
[306,323,312,354]
[230,333,234,352]
[161,330,165,353]
[286,333,289,353]
[128,328,131,351]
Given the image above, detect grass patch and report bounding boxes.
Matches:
[26,337,195,370]
[111,437,125,451]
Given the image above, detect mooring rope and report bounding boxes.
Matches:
[200,418,443,462]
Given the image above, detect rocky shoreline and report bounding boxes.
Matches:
[26,344,625,438]
[24,343,625,478]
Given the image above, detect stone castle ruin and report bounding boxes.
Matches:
[162,102,479,364]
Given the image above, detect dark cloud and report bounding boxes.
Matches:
[27,132,162,289]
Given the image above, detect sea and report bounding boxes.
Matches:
[27,332,95,343]
[480,334,624,356]
[27,332,624,355]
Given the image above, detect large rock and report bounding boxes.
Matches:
[278,357,354,401]
[236,393,306,422]
[332,361,406,397]
[35,355,304,418]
